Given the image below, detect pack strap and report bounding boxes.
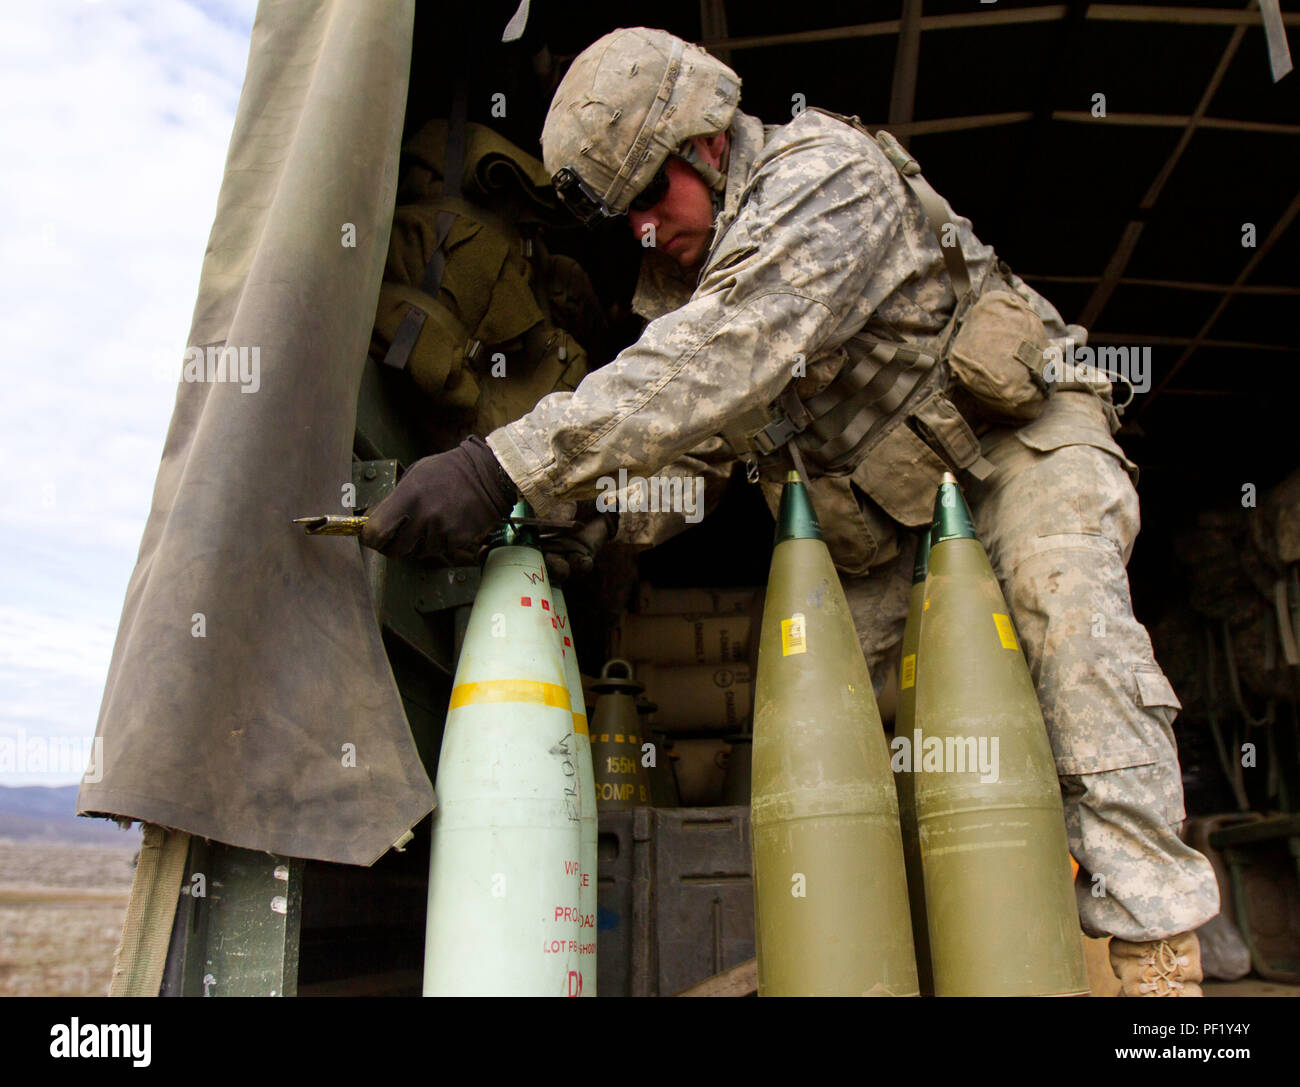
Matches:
[807,109,973,300]
[384,81,469,372]
[807,354,910,446]
[109,824,191,996]
[873,129,971,300]
[423,80,469,296]
[804,340,934,419]
[381,304,429,371]
[728,108,994,481]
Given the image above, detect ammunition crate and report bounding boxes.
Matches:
[596,806,755,996]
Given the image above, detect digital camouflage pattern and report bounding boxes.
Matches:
[540,27,740,217]
[977,425,1219,939]
[846,400,1220,941]
[490,107,1086,520]
[495,108,961,506]
[489,48,1219,940]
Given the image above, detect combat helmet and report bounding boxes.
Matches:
[543,27,741,226]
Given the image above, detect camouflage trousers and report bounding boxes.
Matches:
[839,391,1220,942]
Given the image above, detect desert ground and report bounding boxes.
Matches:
[0,837,139,996]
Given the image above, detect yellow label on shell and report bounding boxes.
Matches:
[923,599,930,611]
[449,680,571,711]
[572,712,588,737]
[900,654,916,690]
[993,613,1019,651]
[781,613,807,656]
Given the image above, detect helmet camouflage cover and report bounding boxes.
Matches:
[542,27,741,222]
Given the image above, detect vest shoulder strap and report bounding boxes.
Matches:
[806,107,971,299]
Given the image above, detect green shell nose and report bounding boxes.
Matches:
[774,470,824,544]
[930,471,977,548]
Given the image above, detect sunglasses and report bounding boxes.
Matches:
[628,161,671,212]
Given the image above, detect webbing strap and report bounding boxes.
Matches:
[804,341,930,418]
[901,171,971,299]
[809,354,934,466]
[421,81,469,297]
[741,111,983,475]
[109,823,191,997]
[778,384,814,431]
[872,128,971,299]
[750,339,933,460]
[813,400,886,465]
[807,353,910,445]
[724,405,781,457]
[385,81,469,372]
[604,38,683,209]
[380,306,429,370]
[821,362,951,473]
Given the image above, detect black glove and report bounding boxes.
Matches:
[542,508,617,584]
[361,436,517,561]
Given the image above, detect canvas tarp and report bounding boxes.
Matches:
[78,0,434,866]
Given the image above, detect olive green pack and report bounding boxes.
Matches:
[372,120,594,433]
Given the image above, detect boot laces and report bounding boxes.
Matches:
[1136,940,1190,996]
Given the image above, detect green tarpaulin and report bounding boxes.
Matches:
[79,0,433,866]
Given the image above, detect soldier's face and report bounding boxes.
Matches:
[627,135,726,269]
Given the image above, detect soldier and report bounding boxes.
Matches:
[364,27,1220,995]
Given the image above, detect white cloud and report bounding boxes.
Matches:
[0,604,118,785]
[0,0,258,783]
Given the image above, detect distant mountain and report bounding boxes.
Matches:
[0,785,138,845]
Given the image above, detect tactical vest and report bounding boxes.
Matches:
[723,110,1054,558]
[372,120,597,438]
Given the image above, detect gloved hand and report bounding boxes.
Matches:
[361,436,517,561]
[542,506,617,584]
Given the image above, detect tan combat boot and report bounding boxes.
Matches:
[1109,931,1204,996]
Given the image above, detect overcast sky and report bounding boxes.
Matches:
[0,0,259,785]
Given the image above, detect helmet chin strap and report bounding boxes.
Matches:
[677,140,727,193]
[677,137,728,217]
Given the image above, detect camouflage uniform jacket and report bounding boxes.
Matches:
[487,108,1090,540]
[486,108,1220,941]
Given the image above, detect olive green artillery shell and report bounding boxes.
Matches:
[751,535,919,997]
[893,537,934,996]
[915,534,1087,997]
[589,672,652,811]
